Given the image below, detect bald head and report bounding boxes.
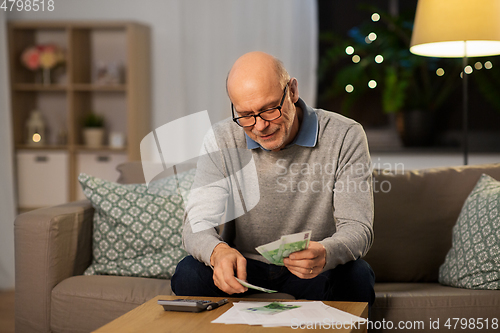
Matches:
[226,52,301,152]
[227,52,290,103]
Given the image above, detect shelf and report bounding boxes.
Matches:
[72,83,126,92]
[14,83,67,91]
[8,21,134,29]
[15,145,129,153]
[13,83,127,92]
[16,144,69,151]
[9,21,150,205]
[75,145,127,153]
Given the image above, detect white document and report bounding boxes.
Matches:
[211,301,367,328]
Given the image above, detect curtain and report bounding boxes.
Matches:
[163,0,318,163]
[0,11,16,290]
[173,0,318,124]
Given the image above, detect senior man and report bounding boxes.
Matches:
[171,51,375,306]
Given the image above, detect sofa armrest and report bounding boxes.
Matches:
[15,200,94,333]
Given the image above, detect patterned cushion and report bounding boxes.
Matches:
[439,174,500,289]
[78,169,195,279]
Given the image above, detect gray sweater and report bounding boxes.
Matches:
[182,101,374,272]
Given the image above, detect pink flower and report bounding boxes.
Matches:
[21,47,40,70]
[21,44,65,71]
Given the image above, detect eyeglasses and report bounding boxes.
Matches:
[231,84,288,128]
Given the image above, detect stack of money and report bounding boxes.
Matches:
[255,230,312,266]
[235,277,277,293]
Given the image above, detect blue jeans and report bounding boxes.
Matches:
[171,255,375,307]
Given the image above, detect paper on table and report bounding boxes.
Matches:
[211,302,262,325]
[211,301,367,327]
[242,302,300,315]
[323,302,367,324]
[212,301,327,326]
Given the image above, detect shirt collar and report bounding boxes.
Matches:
[245,97,318,150]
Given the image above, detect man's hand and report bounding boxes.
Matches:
[283,241,326,279]
[210,243,248,294]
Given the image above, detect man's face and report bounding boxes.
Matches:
[233,83,296,151]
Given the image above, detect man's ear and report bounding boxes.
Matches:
[289,78,299,103]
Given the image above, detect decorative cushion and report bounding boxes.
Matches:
[439,174,500,289]
[365,164,500,283]
[78,169,196,279]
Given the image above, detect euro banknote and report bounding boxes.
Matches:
[255,230,312,266]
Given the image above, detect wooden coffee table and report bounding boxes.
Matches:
[93,296,368,332]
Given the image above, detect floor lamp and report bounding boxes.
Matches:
[409,0,500,165]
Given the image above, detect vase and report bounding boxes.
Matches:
[43,68,51,85]
[83,128,105,147]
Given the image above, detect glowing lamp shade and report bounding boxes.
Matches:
[410,0,500,58]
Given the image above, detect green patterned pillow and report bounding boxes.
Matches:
[78,169,195,279]
[439,174,500,289]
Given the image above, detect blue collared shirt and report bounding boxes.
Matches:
[245,98,318,150]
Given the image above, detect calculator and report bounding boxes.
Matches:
[157,299,228,312]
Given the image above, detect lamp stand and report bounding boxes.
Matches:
[462,53,468,165]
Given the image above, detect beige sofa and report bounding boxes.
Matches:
[15,162,500,332]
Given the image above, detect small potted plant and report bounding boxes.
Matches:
[83,112,105,147]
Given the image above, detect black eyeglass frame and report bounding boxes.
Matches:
[231,84,288,128]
